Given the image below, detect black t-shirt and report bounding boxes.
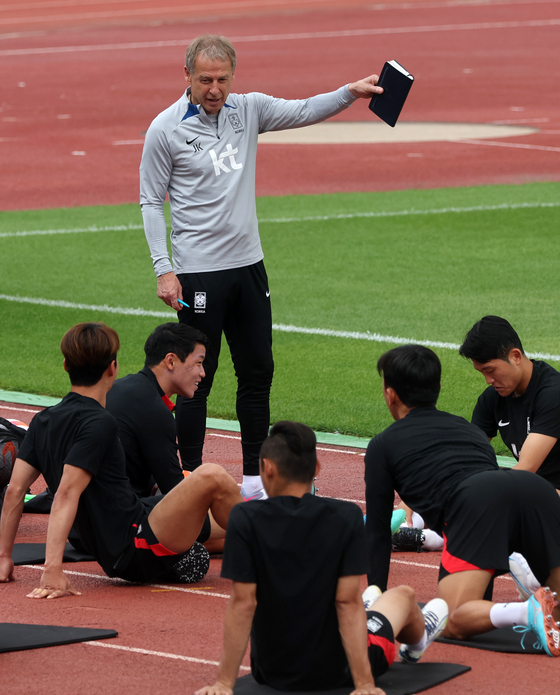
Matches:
[472,360,560,488]
[106,367,183,497]
[18,392,146,576]
[222,495,366,691]
[364,407,498,590]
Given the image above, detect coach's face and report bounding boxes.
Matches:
[171,344,206,399]
[185,55,234,115]
[472,349,523,397]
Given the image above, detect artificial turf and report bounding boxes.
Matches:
[1,181,559,451]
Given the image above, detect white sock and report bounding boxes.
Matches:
[489,601,529,629]
[405,630,428,653]
[422,529,444,551]
[411,512,425,529]
[242,475,263,494]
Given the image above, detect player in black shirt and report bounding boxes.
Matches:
[0,322,243,597]
[197,422,448,695]
[107,323,206,497]
[365,344,560,657]
[460,315,560,490]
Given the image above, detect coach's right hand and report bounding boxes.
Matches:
[157,271,184,311]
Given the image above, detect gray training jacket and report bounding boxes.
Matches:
[140,86,357,276]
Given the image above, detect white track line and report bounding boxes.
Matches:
[208,431,362,455]
[2,202,559,239]
[0,405,42,414]
[1,19,559,53]
[85,640,251,669]
[455,139,560,153]
[1,294,560,360]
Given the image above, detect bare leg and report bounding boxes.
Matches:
[203,511,227,554]
[438,569,494,639]
[148,463,243,553]
[371,585,425,645]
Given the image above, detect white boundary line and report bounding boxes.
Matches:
[2,293,560,361]
[84,640,251,669]
[1,18,559,54]
[455,139,560,153]
[2,201,560,239]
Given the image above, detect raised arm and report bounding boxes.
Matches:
[335,575,385,695]
[195,581,257,695]
[0,458,40,582]
[27,463,92,599]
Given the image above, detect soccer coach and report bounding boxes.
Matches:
[140,34,383,500]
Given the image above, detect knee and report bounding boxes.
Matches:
[394,585,417,605]
[191,463,238,494]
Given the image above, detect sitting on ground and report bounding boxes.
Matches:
[196,421,448,695]
[365,344,560,656]
[0,322,243,597]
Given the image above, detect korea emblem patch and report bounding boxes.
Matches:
[228,112,244,133]
[194,292,206,313]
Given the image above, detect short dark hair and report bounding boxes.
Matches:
[377,345,441,408]
[260,421,317,484]
[144,323,209,368]
[61,322,120,386]
[459,315,524,363]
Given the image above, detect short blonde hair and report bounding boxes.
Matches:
[185,34,236,73]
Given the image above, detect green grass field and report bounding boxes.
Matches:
[2,181,560,454]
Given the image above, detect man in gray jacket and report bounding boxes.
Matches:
[140,34,383,499]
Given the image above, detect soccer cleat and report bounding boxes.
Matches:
[508,552,541,601]
[391,527,425,552]
[362,585,383,611]
[399,598,449,663]
[515,586,560,657]
[171,542,210,584]
[240,485,268,501]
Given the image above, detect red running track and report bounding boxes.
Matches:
[1,0,560,209]
[2,2,560,693]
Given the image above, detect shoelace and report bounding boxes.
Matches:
[423,610,443,639]
[513,625,543,652]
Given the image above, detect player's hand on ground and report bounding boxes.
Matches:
[350,684,385,695]
[156,271,184,311]
[194,682,233,695]
[348,75,383,98]
[0,557,14,582]
[26,568,81,599]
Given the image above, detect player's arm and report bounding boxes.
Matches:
[195,581,257,695]
[335,575,385,695]
[27,463,92,599]
[0,458,40,582]
[514,432,557,474]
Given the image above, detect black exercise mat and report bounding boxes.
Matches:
[235,663,471,695]
[12,542,95,565]
[436,626,543,654]
[0,623,117,653]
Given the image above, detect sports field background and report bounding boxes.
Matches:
[2,180,560,454]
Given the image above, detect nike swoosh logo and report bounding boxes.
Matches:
[498,420,510,427]
[265,291,270,297]
[186,137,199,145]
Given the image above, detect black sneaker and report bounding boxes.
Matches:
[391,527,425,552]
[171,542,210,583]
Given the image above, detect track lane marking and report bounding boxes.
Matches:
[1,18,560,52]
[85,640,251,669]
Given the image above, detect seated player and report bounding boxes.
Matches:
[365,344,560,656]
[196,421,448,695]
[106,322,207,498]
[0,322,243,597]
[460,315,560,491]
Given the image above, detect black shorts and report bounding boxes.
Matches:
[116,498,211,583]
[366,610,395,679]
[439,469,560,584]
